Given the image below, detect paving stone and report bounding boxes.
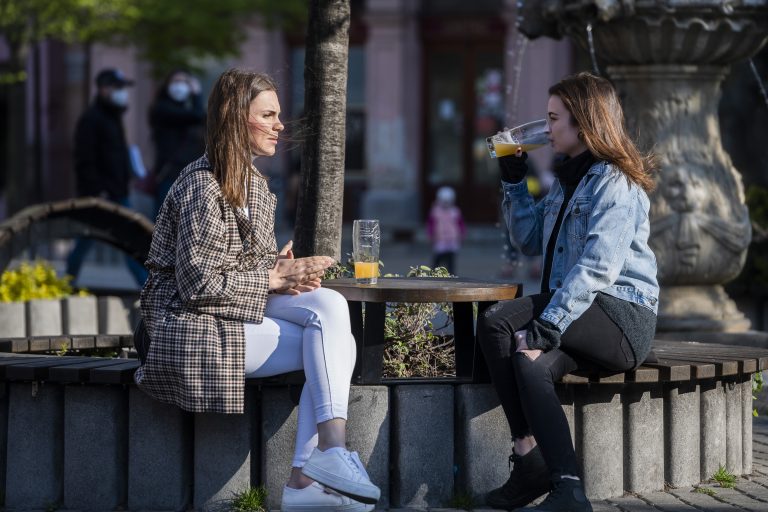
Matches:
[704,484,768,511]
[668,487,741,511]
[606,494,658,511]
[590,500,622,512]
[736,478,768,502]
[637,490,702,511]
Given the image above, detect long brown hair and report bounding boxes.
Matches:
[206,69,278,207]
[549,72,657,192]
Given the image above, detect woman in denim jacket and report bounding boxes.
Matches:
[478,72,659,512]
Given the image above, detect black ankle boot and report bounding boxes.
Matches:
[486,445,550,510]
[516,477,592,512]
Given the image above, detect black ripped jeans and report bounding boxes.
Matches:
[477,292,637,481]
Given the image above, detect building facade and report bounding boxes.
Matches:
[1,0,575,234]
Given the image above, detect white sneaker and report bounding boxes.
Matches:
[301,447,381,504]
[281,482,374,512]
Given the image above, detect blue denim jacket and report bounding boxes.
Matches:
[502,160,659,334]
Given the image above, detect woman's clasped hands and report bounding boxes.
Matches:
[268,240,335,295]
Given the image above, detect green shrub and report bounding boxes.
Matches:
[0,261,88,302]
[383,265,455,378]
[323,260,457,378]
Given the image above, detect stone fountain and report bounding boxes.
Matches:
[518,0,768,339]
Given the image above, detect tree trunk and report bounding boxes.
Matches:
[293,0,349,260]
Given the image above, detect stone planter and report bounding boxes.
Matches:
[0,302,26,337]
[26,298,63,337]
[62,296,98,335]
[98,296,133,335]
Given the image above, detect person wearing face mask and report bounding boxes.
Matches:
[68,68,148,287]
[148,70,206,216]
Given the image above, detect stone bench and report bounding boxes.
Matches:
[0,340,765,511]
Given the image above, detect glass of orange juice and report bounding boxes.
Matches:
[486,118,549,158]
[352,219,380,285]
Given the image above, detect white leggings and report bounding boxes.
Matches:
[243,287,356,467]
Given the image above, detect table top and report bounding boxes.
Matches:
[322,277,520,303]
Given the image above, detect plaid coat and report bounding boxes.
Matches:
[135,155,277,413]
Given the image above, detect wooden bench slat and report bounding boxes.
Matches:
[642,360,693,381]
[95,335,121,349]
[48,358,130,383]
[6,357,94,381]
[651,352,739,376]
[0,338,31,353]
[90,360,140,384]
[0,356,53,379]
[71,336,96,350]
[29,337,51,352]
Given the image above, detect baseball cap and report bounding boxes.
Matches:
[95,68,134,87]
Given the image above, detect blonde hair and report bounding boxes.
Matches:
[549,72,657,192]
[206,69,278,207]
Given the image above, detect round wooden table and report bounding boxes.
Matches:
[323,277,521,384]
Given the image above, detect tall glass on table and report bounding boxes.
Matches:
[486,118,549,158]
[352,219,380,285]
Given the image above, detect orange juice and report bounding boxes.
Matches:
[354,261,379,282]
[493,142,546,157]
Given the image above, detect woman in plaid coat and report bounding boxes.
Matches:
[135,69,380,511]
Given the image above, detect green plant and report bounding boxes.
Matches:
[711,465,737,488]
[694,486,717,497]
[324,260,458,378]
[0,260,88,302]
[231,485,268,512]
[753,371,764,417]
[383,265,455,378]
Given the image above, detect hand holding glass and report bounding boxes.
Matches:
[486,118,549,158]
[352,219,380,285]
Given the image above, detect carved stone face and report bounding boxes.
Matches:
[662,167,707,214]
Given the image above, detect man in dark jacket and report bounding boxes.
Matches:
[67,68,147,286]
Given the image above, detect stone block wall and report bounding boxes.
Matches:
[0,377,756,510]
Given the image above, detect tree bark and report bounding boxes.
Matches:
[293,0,349,260]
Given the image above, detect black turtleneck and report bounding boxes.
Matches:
[540,150,595,294]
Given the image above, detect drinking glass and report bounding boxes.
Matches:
[486,118,549,158]
[352,219,380,285]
